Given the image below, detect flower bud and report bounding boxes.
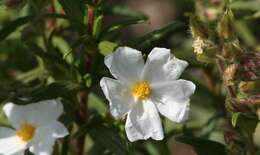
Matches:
[239,81,260,95]
[190,15,209,39]
[217,9,236,40]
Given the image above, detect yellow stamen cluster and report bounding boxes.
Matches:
[132,81,151,100]
[192,37,205,54]
[16,123,36,142]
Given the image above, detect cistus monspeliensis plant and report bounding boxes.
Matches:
[0,0,259,155]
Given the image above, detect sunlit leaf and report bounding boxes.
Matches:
[0,16,32,42]
[93,15,104,39]
[98,40,118,56]
[103,5,147,19]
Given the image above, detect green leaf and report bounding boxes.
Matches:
[234,20,256,47]
[103,17,148,35]
[29,81,81,101]
[27,43,79,80]
[88,93,107,116]
[175,135,227,155]
[128,21,184,50]
[44,13,85,27]
[230,1,260,11]
[98,41,118,56]
[0,16,32,42]
[88,144,106,155]
[231,112,241,127]
[31,81,81,101]
[15,66,47,84]
[93,15,104,39]
[231,112,258,133]
[103,5,147,19]
[83,73,92,88]
[89,124,128,155]
[58,0,85,29]
[73,113,103,138]
[101,6,148,38]
[52,36,73,64]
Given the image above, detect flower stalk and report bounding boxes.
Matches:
[75,91,88,155]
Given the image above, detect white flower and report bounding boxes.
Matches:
[100,47,196,142]
[0,100,69,155]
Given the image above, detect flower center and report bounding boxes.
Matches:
[132,81,151,100]
[16,123,36,142]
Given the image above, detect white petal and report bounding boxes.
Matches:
[0,127,26,154]
[29,137,55,155]
[141,47,188,84]
[125,100,163,142]
[29,121,67,155]
[3,100,63,128]
[10,151,25,155]
[49,121,69,138]
[100,77,135,118]
[104,46,144,84]
[151,80,196,123]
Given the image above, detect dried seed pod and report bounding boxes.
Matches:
[225,98,251,113]
[239,95,260,105]
[217,9,236,40]
[222,40,243,60]
[223,63,237,85]
[190,15,209,39]
[236,52,260,81]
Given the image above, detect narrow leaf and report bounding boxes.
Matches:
[58,0,85,30]
[89,124,128,155]
[0,16,32,42]
[104,5,147,19]
[98,41,118,56]
[176,135,227,155]
[128,21,184,50]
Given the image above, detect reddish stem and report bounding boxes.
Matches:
[75,91,88,155]
[47,0,56,29]
[216,59,236,97]
[87,6,95,34]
